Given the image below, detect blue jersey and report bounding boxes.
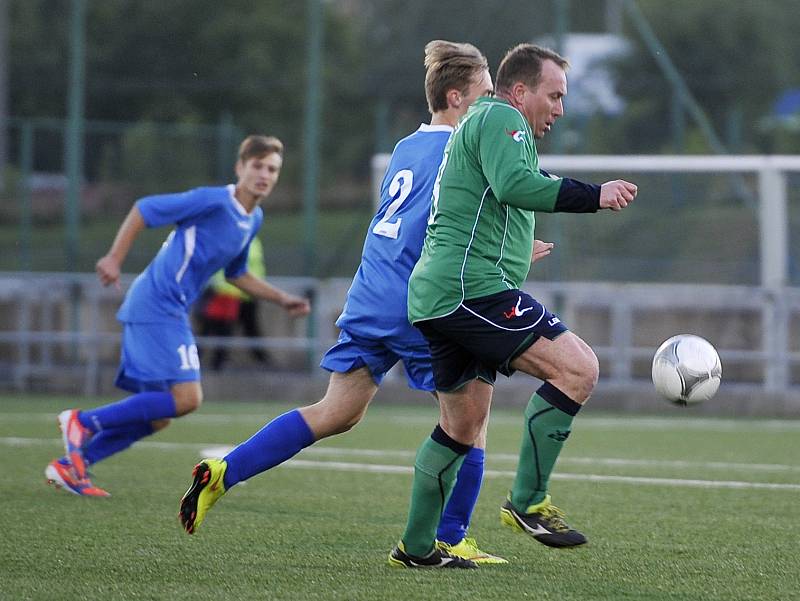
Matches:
[118,185,263,324]
[336,124,453,343]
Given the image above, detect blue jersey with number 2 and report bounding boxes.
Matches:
[336,124,453,343]
[118,184,262,324]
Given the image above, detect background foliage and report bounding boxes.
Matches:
[5,1,800,278]
[12,0,800,162]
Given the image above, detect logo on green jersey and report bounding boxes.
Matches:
[505,128,526,142]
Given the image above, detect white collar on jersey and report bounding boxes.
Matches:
[227,184,254,216]
[418,123,454,133]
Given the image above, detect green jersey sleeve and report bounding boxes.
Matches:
[478,104,562,212]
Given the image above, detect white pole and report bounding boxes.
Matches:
[758,168,789,391]
[758,169,788,290]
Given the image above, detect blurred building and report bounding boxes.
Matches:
[537,33,629,118]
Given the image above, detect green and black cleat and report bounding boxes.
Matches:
[500,494,587,548]
[388,541,478,569]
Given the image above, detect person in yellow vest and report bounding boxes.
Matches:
[198,236,271,370]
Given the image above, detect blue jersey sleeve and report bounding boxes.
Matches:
[137,188,219,228]
[223,211,263,279]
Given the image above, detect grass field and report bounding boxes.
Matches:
[2,395,799,601]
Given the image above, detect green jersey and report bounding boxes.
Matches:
[408,97,563,323]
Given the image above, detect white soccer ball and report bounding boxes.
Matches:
[651,334,722,405]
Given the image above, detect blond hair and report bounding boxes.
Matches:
[424,40,488,114]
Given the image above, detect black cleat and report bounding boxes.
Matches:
[388,541,478,569]
[500,494,587,548]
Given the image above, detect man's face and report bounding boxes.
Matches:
[457,69,494,118]
[518,59,567,139]
[236,152,283,200]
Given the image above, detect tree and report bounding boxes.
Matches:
[10,0,368,184]
[609,0,800,154]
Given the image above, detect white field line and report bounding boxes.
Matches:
[5,436,800,490]
[284,460,800,491]
[385,415,800,431]
[5,436,800,473]
[203,445,800,474]
[5,412,800,431]
[5,436,799,473]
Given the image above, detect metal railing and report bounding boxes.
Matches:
[0,273,798,401]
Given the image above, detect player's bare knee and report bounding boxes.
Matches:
[301,396,368,438]
[306,371,376,437]
[551,348,597,402]
[585,348,600,388]
[329,406,366,435]
[573,349,599,401]
[151,418,172,432]
[443,427,476,446]
[173,389,203,416]
[441,417,484,446]
[336,412,364,434]
[187,395,203,413]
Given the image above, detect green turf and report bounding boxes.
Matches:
[2,396,799,600]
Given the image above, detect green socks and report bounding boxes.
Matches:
[401,425,470,557]
[510,382,581,511]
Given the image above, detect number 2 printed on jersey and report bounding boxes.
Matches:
[372,169,413,239]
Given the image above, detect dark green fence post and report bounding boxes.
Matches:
[18,121,33,271]
[303,0,323,278]
[216,110,234,183]
[65,0,87,358]
[64,0,86,271]
[303,0,324,370]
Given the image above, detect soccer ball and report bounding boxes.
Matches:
[651,334,722,405]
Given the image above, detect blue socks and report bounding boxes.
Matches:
[436,447,485,545]
[78,392,176,432]
[219,408,485,541]
[223,409,315,490]
[67,392,173,466]
[82,422,155,465]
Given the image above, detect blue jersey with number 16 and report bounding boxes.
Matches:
[336,124,453,344]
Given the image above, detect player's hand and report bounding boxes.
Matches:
[281,293,311,317]
[96,255,122,290]
[599,180,637,211]
[531,239,554,264]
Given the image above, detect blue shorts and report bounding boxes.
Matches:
[320,329,435,392]
[415,289,568,392]
[115,321,201,393]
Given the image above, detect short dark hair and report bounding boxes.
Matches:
[238,135,283,163]
[424,40,488,114]
[495,44,568,94]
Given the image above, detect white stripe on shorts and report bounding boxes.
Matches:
[458,298,547,332]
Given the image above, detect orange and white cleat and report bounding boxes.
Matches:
[57,409,94,479]
[45,458,110,497]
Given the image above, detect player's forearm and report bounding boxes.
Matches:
[494,169,562,211]
[106,206,146,263]
[229,273,287,305]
